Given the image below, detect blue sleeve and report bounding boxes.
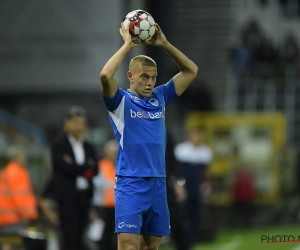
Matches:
[155,79,178,107]
[102,88,126,112]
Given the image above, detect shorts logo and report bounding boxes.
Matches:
[118,222,137,229]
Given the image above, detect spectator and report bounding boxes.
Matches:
[0,146,38,235]
[229,163,256,228]
[250,35,279,79]
[231,20,262,76]
[233,32,253,75]
[49,105,98,250]
[91,139,118,250]
[165,130,189,250]
[280,33,300,68]
[174,127,213,248]
[242,20,262,51]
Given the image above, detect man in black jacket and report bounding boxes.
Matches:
[166,131,189,250]
[50,106,98,250]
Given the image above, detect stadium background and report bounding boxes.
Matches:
[1,0,300,249]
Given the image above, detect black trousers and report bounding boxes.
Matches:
[185,196,201,247]
[58,190,90,250]
[94,206,117,250]
[167,186,190,250]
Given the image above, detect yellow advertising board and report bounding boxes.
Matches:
[185,112,285,206]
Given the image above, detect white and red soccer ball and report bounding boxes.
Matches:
[123,10,156,44]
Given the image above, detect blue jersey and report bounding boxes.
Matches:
[103,79,178,177]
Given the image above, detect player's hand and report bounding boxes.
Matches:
[120,22,139,48]
[145,23,168,47]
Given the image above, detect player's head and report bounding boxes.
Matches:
[64,105,87,139]
[128,55,158,98]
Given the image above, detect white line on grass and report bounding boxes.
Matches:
[291,245,300,250]
[216,235,242,250]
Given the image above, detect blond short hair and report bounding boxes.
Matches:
[129,55,157,72]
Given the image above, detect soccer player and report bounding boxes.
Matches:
[100,22,198,250]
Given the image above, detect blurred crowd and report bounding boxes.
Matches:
[0,126,40,154]
[231,20,300,82]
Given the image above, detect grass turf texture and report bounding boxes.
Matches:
[160,225,300,250]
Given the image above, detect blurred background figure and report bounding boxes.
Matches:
[38,150,61,250]
[48,106,98,250]
[174,127,213,249]
[229,163,256,229]
[165,131,189,250]
[280,33,300,70]
[0,146,38,235]
[90,139,118,250]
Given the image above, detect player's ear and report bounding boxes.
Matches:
[128,71,133,82]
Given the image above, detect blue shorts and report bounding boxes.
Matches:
[114,176,170,236]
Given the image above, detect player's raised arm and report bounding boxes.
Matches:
[146,24,198,96]
[100,23,139,98]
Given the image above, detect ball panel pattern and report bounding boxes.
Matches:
[123,10,156,44]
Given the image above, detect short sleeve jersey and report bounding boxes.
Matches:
[103,79,178,177]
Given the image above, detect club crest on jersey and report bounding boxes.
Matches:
[148,98,159,106]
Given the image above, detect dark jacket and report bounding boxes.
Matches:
[49,134,98,202]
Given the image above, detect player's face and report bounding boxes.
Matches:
[128,65,158,98]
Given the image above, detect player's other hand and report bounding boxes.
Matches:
[145,23,168,47]
[120,22,139,48]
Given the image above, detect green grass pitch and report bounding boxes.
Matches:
[160,225,300,250]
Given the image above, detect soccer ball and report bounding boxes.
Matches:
[122,10,156,44]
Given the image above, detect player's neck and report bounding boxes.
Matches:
[129,88,147,99]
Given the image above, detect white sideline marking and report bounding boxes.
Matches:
[217,235,242,250]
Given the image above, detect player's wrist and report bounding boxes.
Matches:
[160,41,171,50]
[122,42,134,51]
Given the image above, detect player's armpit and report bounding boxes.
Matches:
[172,70,198,96]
